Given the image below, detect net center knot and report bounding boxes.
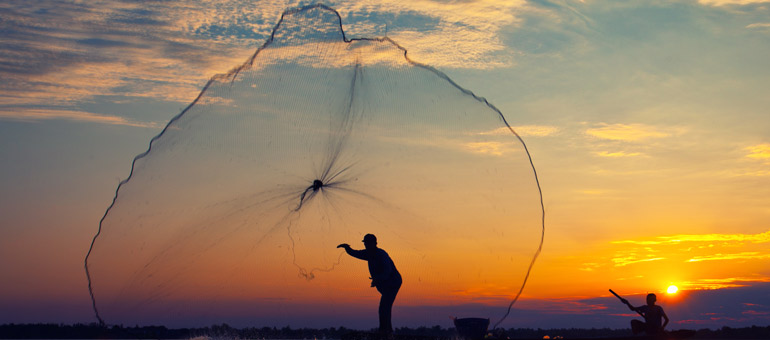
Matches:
[312,179,324,192]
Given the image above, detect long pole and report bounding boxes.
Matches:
[609,289,644,317]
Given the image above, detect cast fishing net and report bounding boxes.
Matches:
[85,4,544,328]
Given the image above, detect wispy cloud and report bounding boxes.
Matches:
[680,277,770,290]
[163,0,528,68]
[348,0,526,69]
[585,123,671,142]
[567,230,770,289]
[595,230,770,292]
[464,141,509,156]
[1,0,531,129]
[479,125,559,137]
[0,0,257,128]
[514,125,560,137]
[0,108,161,128]
[595,151,643,158]
[698,0,770,6]
[745,144,770,160]
[611,256,665,267]
[611,230,770,245]
[687,252,770,262]
[382,132,523,158]
[746,22,770,28]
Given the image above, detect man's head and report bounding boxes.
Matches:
[646,293,657,305]
[363,233,377,250]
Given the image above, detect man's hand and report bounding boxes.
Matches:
[337,243,350,249]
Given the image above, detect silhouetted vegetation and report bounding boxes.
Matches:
[691,325,770,339]
[0,323,768,339]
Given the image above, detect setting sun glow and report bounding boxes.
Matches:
[667,285,678,294]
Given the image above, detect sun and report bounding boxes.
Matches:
[667,285,678,294]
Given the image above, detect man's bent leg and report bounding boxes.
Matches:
[377,282,401,334]
[379,289,396,333]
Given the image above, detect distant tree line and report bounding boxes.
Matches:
[499,326,770,339]
[0,323,768,339]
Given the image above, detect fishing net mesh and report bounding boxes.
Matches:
[86,5,544,327]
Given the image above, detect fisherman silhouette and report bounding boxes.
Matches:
[626,293,670,335]
[338,234,402,334]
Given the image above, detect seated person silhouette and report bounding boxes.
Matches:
[627,293,669,335]
[338,234,402,334]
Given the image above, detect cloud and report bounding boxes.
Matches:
[563,230,770,290]
[595,151,643,158]
[514,125,560,137]
[479,125,559,137]
[681,277,770,290]
[1,0,531,129]
[343,0,526,68]
[611,229,770,245]
[382,131,522,158]
[745,144,770,160]
[585,123,671,141]
[687,252,770,262]
[597,230,770,292]
[0,0,255,118]
[746,22,770,28]
[463,141,508,156]
[0,108,161,128]
[611,256,665,267]
[168,0,529,68]
[698,0,770,6]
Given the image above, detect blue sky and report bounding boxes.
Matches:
[1,0,770,330]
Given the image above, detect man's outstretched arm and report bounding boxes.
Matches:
[625,301,639,313]
[337,243,367,260]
